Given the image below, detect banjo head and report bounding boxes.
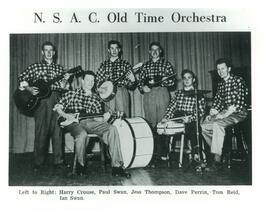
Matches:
[99,81,115,101]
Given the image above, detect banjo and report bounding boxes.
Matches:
[58,111,124,128]
[97,62,143,102]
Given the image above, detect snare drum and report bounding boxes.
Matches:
[112,117,154,168]
[157,121,185,135]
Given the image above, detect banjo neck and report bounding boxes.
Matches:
[108,62,143,86]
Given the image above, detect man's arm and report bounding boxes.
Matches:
[137,63,152,94]
[18,64,40,95]
[161,61,175,88]
[211,84,223,114]
[53,91,74,116]
[162,91,179,121]
[96,62,107,87]
[233,77,248,112]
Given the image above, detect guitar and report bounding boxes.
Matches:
[58,111,124,128]
[14,66,82,116]
[143,73,176,93]
[97,62,143,102]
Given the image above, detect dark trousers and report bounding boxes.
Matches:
[33,91,63,166]
[157,122,198,157]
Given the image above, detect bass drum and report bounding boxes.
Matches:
[112,117,154,169]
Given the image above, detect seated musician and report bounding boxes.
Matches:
[201,58,248,171]
[53,71,131,178]
[160,69,206,163]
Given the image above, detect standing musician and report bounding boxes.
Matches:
[53,71,131,178]
[96,40,136,117]
[18,41,70,172]
[160,70,206,163]
[201,58,248,171]
[138,41,176,128]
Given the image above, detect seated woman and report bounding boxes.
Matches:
[159,69,206,166]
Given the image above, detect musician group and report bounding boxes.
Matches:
[16,40,249,178]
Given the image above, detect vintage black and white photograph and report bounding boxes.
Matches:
[9,32,251,186]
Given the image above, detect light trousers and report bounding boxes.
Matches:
[201,111,247,156]
[66,119,123,167]
[144,87,170,128]
[105,87,130,117]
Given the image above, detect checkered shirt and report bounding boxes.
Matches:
[164,90,206,122]
[212,75,248,113]
[138,58,175,91]
[58,88,102,115]
[96,58,134,88]
[18,60,65,91]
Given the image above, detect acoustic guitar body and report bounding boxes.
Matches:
[13,89,39,116]
[32,79,52,98]
[13,66,82,116]
[144,76,163,88]
[13,79,52,116]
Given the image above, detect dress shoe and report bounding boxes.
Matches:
[54,163,68,170]
[205,161,223,172]
[112,167,131,178]
[33,164,43,173]
[76,163,87,176]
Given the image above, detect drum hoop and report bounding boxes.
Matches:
[137,116,155,159]
[122,118,137,169]
[158,126,184,129]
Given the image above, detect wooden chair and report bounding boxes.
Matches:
[222,121,250,168]
[72,134,107,175]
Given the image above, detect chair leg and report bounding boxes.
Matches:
[99,141,107,169]
[167,136,173,167]
[72,150,77,175]
[179,134,185,168]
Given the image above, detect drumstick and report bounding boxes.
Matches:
[169,115,191,121]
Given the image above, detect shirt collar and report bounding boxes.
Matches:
[109,57,120,63]
[223,74,233,82]
[41,59,54,65]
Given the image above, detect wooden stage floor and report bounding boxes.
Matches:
[9,153,251,186]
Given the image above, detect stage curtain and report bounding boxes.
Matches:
[9,32,251,153]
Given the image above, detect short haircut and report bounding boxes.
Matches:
[82,70,96,79]
[149,41,164,57]
[108,40,122,49]
[181,69,198,85]
[216,58,232,68]
[41,41,55,51]
[107,40,122,57]
[181,69,195,79]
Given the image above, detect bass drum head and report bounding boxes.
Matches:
[113,117,154,169]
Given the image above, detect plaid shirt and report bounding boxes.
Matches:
[18,60,65,91]
[138,58,175,91]
[164,90,206,122]
[212,75,248,113]
[57,88,102,115]
[96,58,135,88]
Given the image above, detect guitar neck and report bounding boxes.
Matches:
[46,66,82,86]
[79,114,103,120]
[112,63,142,85]
[79,111,121,121]
[151,73,176,87]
